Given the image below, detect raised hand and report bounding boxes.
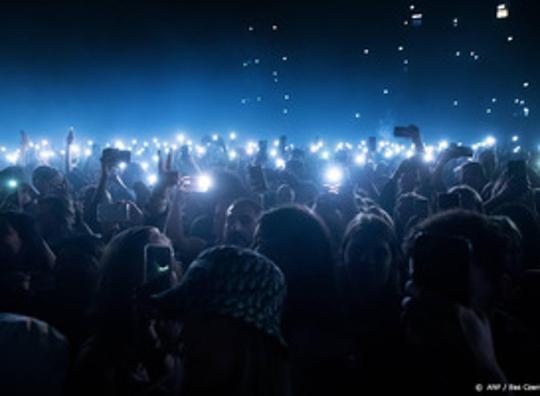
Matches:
[66,127,75,146]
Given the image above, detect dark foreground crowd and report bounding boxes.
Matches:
[0,127,539,395]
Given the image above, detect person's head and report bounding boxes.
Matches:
[55,235,105,300]
[97,226,177,333]
[477,149,498,180]
[32,166,66,197]
[154,246,289,396]
[448,185,484,213]
[35,196,75,241]
[405,210,512,313]
[276,184,295,206]
[459,161,487,193]
[223,198,262,247]
[0,313,69,395]
[341,213,401,298]
[312,191,345,252]
[0,212,51,273]
[492,203,540,271]
[254,205,336,313]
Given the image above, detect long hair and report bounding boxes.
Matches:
[256,205,338,323]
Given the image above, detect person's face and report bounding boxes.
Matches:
[344,238,393,292]
[223,205,258,247]
[36,174,65,197]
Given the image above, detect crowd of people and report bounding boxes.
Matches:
[0,125,539,395]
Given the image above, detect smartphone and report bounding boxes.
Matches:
[144,244,173,282]
[97,202,130,223]
[438,192,461,211]
[411,233,473,305]
[181,174,212,193]
[102,148,131,165]
[248,165,268,192]
[394,126,412,138]
[451,144,474,158]
[507,160,527,181]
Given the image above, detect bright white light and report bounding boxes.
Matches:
[39,150,55,160]
[354,154,366,165]
[496,3,509,19]
[246,147,255,156]
[228,150,237,160]
[273,139,280,147]
[6,153,19,164]
[0,147,6,152]
[118,162,127,170]
[195,146,206,156]
[141,162,149,171]
[523,107,530,117]
[321,151,330,160]
[131,139,138,145]
[523,82,530,88]
[84,148,92,156]
[176,134,185,143]
[147,174,158,185]
[212,134,219,141]
[270,149,278,158]
[363,48,369,55]
[423,152,434,162]
[507,36,513,42]
[152,155,159,163]
[406,150,415,158]
[70,144,80,155]
[87,140,93,146]
[512,135,519,142]
[383,88,389,95]
[7,179,18,189]
[513,146,521,154]
[41,140,49,147]
[438,140,449,150]
[229,132,237,140]
[310,144,319,153]
[398,45,404,51]
[115,140,124,149]
[384,150,393,159]
[197,174,213,192]
[325,166,343,185]
[275,158,286,169]
[485,136,497,147]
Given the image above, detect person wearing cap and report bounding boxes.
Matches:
[154,245,290,396]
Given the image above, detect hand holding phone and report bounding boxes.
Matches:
[101,148,131,166]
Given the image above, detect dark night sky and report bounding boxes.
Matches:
[0,0,538,144]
